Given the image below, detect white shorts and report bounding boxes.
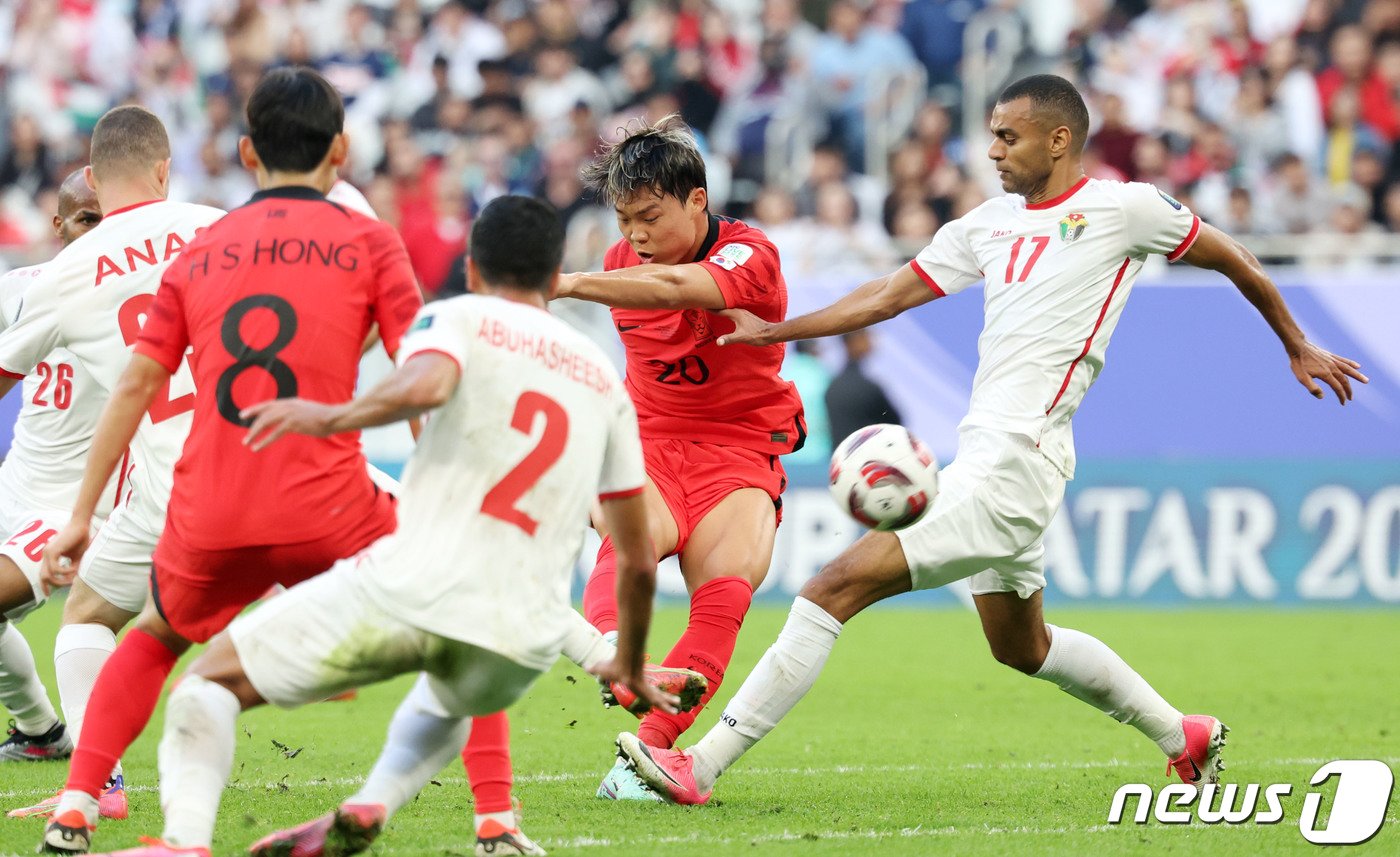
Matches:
[231,562,541,715]
[896,428,1065,599]
[78,504,161,614]
[0,506,69,622]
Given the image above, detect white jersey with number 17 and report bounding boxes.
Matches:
[0,265,118,520]
[0,200,224,525]
[908,177,1200,479]
[356,295,646,672]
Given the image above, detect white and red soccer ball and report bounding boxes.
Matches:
[828,424,939,531]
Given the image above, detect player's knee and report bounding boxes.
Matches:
[987,638,1048,675]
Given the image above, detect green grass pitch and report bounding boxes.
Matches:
[1,603,1396,856]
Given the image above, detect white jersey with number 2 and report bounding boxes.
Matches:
[0,200,225,527]
[356,294,646,672]
[908,177,1200,478]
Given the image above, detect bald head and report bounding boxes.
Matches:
[54,168,102,246]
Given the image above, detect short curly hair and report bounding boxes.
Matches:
[582,114,708,205]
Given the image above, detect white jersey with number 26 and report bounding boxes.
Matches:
[357,295,646,672]
[908,177,1200,478]
[0,265,116,520]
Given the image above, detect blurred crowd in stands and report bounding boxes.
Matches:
[3,0,1400,291]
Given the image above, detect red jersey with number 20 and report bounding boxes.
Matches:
[136,186,423,550]
[606,215,804,455]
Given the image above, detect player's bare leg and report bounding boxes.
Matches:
[974,589,1227,784]
[43,599,189,853]
[581,478,677,635]
[620,530,911,803]
[634,487,775,749]
[0,559,70,761]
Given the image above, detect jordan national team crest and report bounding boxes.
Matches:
[1060,212,1088,243]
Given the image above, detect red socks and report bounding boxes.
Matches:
[65,629,179,798]
[581,538,619,635]
[637,575,753,749]
[461,710,513,814]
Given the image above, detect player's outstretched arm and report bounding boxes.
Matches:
[718,264,937,347]
[557,264,727,311]
[41,354,172,591]
[1180,222,1368,404]
[241,352,459,451]
[592,492,679,715]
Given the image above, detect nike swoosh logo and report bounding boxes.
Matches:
[617,324,643,332]
[1187,756,1201,782]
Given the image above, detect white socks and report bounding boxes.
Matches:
[158,675,241,848]
[350,674,471,818]
[1033,624,1186,757]
[54,623,117,748]
[689,597,842,791]
[557,610,616,672]
[0,622,58,735]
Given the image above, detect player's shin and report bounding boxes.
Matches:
[65,629,179,798]
[558,609,616,672]
[581,539,619,635]
[54,623,117,754]
[157,675,240,848]
[0,621,60,736]
[687,596,842,791]
[1032,624,1186,757]
[462,709,513,821]
[350,675,472,818]
[637,575,752,749]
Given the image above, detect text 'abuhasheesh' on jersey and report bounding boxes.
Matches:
[908,178,1200,479]
[355,295,647,672]
[605,215,805,455]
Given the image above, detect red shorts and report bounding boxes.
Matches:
[150,487,397,643]
[643,437,786,555]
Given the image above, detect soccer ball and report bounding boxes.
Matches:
[828,424,939,531]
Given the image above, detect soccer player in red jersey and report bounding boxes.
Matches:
[35,69,422,855]
[555,116,805,795]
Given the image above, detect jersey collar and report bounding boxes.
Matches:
[1025,175,1089,210]
[247,185,328,204]
[102,199,163,219]
[689,214,722,263]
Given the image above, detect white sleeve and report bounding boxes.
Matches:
[598,392,646,501]
[396,303,468,373]
[1119,182,1201,261]
[328,180,379,220]
[908,217,981,297]
[0,278,61,377]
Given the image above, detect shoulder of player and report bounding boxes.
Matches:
[714,217,778,255]
[603,237,635,271]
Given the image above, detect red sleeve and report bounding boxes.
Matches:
[133,269,190,373]
[366,221,425,358]
[695,237,781,312]
[602,240,630,272]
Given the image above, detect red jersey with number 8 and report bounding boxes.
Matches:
[605,215,804,455]
[136,186,423,550]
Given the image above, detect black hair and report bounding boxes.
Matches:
[469,196,565,291]
[246,66,345,173]
[582,114,707,205]
[997,74,1091,154]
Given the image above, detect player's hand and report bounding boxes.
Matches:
[1290,342,1368,405]
[40,520,91,596]
[716,308,774,346]
[241,399,339,451]
[590,658,681,715]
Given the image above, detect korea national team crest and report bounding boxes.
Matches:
[1059,212,1088,243]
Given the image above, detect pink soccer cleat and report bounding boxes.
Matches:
[11,775,129,820]
[601,665,707,717]
[247,802,385,857]
[86,836,210,856]
[614,732,712,805]
[1167,714,1229,785]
